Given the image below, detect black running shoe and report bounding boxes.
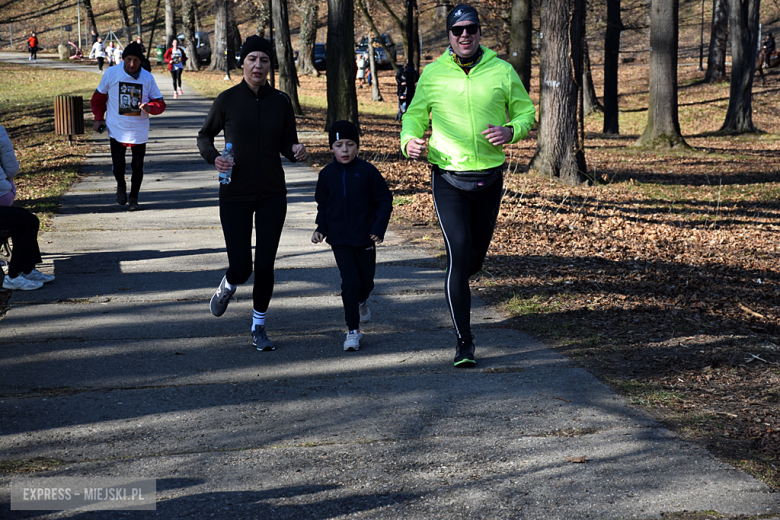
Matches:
[253,326,275,351]
[454,335,476,368]
[116,186,128,205]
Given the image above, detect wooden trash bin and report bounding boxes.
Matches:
[54,95,85,144]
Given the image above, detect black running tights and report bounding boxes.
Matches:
[219,195,287,313]
[0,206,42,278]
[109,138,146,199]
[171,69,182,91]
[431,170,503,341]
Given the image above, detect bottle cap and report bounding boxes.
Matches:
[225,143,232,149]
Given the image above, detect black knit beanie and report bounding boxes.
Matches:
[329,120,360,148]
[240,36,274,66]
[122,42,144,61]
[446,4,481,33]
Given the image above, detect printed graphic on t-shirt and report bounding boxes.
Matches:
[118,82,143,116]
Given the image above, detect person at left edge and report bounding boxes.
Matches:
[197,35,307,352]
[90,42,166,211]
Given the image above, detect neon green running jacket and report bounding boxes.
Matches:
[400,46,536,172]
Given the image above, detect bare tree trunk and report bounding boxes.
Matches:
[165,0,177,48]
[357,0,399,74]
[705,0,729,83]
[210,0,228,72]
[326,0,359,130]
[368,37,382,101]
[530,0,590,185]
[375,0,408,65]
[356,0,384,100]
[297,0,319,76]
[509,0,532,91]
[720,0,760,133]
[412,2,420,70]
[83,0,99,39]
[636,0,687,148]
[582,38,603,115]
[117,0,133,44]
[147,0,163,59]
[194,1,201,32]
[247,0,270,38]
[272,0,303,115]
[183,0,199,71]
[603,0,621,134]
[228,5,241,70]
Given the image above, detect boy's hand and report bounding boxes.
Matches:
[370,234,383,244]
[311,231,324,244]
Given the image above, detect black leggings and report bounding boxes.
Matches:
[219,195,287,312]
[29,47,37,60]
[97,57,104,71]
[171,69,182,90]
[109,138,146,198]
[431,170,503,341]
[0,206,42,278]
[332,244,376,330]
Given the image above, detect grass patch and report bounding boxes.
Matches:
[393,196,413,206]
[0,457,65,475]
[0,63,98,225]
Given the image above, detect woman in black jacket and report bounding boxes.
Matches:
[197,36,307,351]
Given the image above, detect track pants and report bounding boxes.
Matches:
[109,138,146,199]
[332,244,376,331]
[431,170,503,341]
[219,195,287,313]
[0,206,42,278]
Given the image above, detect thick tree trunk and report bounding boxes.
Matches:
[165,0,177,48]
[182,0,199,71]
[210,0,228,72]
[273,0,303,115]
[117,0,133,44]
[326,0,359,130]
[603,0,622,134]
[83,0,99,39]
[582,38,603,115]
[530,0,589,185]
[509,0,532,91]
[375,0,408,65]
[720,0,760,133]
[705,0,729,82]
[636,0,687,148]
[297,0,319,76]
[248,0,270,38]
[228,5,241,70]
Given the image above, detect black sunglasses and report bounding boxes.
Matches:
[450,24,479,37]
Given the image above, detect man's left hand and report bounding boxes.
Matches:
[292,143,307,161]
[482,124,512,146]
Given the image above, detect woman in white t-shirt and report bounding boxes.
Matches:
[89,37,106,72]
[356,53,367,89]
[106,42,116,66]
[113,45,123,67]
[164,38,187,99]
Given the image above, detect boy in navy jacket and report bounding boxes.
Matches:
[312,121,393,351]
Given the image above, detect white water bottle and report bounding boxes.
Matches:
[219,143,234,185]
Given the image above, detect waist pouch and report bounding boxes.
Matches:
[433,164,504,192]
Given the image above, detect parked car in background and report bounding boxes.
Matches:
[313,43,326,71]
[355,34,397,69]
[177,31,211,65]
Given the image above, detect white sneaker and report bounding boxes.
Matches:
[359,301,371,322]
[24,269,55,283]
[343,330,362,351]
[3,275,43,290]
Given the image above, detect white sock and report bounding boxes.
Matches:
[252,309,266,330]
[225,280,237,291]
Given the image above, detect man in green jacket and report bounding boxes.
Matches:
[400,4,536,368]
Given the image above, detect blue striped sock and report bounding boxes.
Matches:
[252,309,266,331]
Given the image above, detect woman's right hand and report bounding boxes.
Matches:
[214,156,233,173]
[311,231,324,244]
